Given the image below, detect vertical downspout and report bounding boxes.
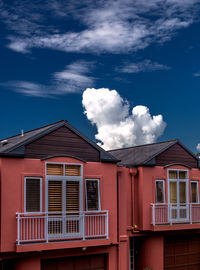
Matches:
[129,168,138,229]
[129,168,138,270]
[117,169,121,270]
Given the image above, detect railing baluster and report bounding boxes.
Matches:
[36,218,37,240]
[23,217,24,241]
[46,213,48,243]
[88,215,89,237]
[100,215,101,236]
[106,211,108,239]
[152,204,155,226]
[17,214,20,245]
[20,217,22,242]
[83,213,85,240]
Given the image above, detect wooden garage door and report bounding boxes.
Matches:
[165,235,200,270]
[41,254,106,270]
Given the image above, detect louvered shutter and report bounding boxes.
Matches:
[65,165,81,176]
[86,180,99,211]
[47,164,63,176]
[48,181,62,212]
[66,181,80,233]
[66,181,79,212]
[26,178,41,212]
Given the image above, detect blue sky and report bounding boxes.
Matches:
[0,0,200,152]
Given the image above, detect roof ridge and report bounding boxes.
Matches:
[0,120,67,141]
[108,139,178,152]
[0,120,119,163]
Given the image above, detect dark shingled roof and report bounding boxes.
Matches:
[108,139,181,167]
[0,120,118,163]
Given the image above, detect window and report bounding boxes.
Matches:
[25,177,42,212]
[46,163,82,213]
[46,163,82,235]
[155,180,165,203]
[168,169,189,221]
[191,181,199,203]
[168,170,188,180]
[168,170,188,205]
[85,179,100,211]
[46,163,81,177]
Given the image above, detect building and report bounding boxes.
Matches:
[0,120,121,270]
[109,140,200,270]
[1,120,200,270]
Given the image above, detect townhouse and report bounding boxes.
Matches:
[0,120,200,270]
[0,120,120,270]
[110,140,200,270]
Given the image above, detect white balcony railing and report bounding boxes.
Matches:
[16,211,109,245]
[151,203,200,226]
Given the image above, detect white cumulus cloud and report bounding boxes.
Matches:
[82,88,166,150]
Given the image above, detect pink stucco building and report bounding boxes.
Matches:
[0,120,119,270]
[0,120,200,270]
[110,139,200,270]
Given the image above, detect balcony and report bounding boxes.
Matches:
[16,211,108,245]
[151,203,200,226]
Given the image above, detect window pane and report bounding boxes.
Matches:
[48,181,62,212]
[65,165,81,176]
[179,182,186,203]
[179,171,187,179]
[156,181,164,203]
[26,178,40,212]
[170,182,177,204]
[66,181,80,233]
[47,164,63,176]
[86,180,99,211]
[180,208,187,219]
[66,181,79,212]
[171,209,177,219]
[191,182,198,203]
[169,171,177,179]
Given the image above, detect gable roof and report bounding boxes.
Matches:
[108,139,199,167]
[0,120,118,163]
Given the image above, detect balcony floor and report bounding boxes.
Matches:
[151,223,200,232]
[16,238,112,253]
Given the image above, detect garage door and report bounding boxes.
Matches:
[41,254,106,270]
[165,235,200,270]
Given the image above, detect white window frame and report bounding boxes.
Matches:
[167,169,189,222]
[45,162,83,213]
[155,179,165,204]
[24,177,42,213]
[190,180,199,204]
[85,179,101,211]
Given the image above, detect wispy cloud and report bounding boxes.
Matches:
[0,61,94,97]
[0,0,199,54]
[52,61,94,95]
[117,60,170,73]
[193,71,200,77]
[0,81,50,97]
